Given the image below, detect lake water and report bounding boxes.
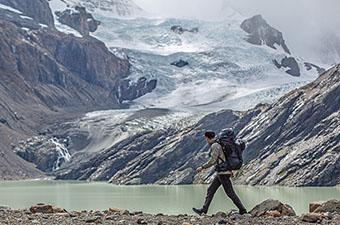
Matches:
[0,180,339,215]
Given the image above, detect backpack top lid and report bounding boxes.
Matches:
[219,128,235,142]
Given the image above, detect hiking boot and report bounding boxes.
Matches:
[239,209,247,215]
[192,207,206,216]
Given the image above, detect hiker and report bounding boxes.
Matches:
[193,129,247,215]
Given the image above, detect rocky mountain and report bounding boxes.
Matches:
[0,0,334,186]
[46,65,339,186]
[235,65,340,186]
[55,6,100,36]
[0,0,151,179]
[0,0,54,26]
[241,15,290,54]
[61,0,144,18]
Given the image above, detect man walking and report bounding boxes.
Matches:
[193,130,247,215]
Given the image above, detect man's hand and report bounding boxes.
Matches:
[196,166,203,173]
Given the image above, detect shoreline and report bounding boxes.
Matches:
[1,178,340,187]
[1,204,339,225]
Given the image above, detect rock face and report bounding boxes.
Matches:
[66,0,144,17]
[235,65,340,186]
[55,6,100,36]
[53,65,340,186]
[250,199,296,217]
[0,0,133,179]
[0,19,130,109]
[116,77,157,103]
[241,15,290,54]
[171,59,189,68]
[171,25,199,34]
[273,57,301,76]
[304,62,326,74]
[14,136,71,172]
[53,108,262,183]
[0,0,54,26]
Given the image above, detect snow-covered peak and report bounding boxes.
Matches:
[66,0,145,18]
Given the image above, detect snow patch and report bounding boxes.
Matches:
[0,3,22,14]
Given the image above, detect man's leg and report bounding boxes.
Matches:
[218,174,247,214]
[201,175,221,213]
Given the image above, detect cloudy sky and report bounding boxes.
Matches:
[134,0,340,65]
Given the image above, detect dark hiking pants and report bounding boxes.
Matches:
[202,174,246,213]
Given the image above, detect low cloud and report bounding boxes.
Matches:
[135,0,340,64]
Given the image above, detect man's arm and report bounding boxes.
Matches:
[201,143,220,170]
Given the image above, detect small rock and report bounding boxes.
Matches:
[31,219,40,224]
[214,212,227,218]
[94,211,104,217]
[121,209,130,215]
[69,211,79,217]
[137,218,147,224]
[170,59,189,68]
[85,216,101,223]
[217,219,228,224]
[0,206,10,211]
[105,215,116,220]
[109,208,122,213]
[310,202,324,213]
[132,211,143,215]
[265,210,281,217]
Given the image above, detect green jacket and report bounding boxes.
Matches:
[202,142,231,175]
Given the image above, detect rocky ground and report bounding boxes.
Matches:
[0,207,339,225]
[1,200,339,225]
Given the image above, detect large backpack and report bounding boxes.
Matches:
[215,128,246,172]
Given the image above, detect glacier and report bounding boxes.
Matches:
[46,1,323,158]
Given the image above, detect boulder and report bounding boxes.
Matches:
[313,199,340,214]
[301,212,325,223]
[171,60,189,68]
[250,199,296,217]
[29,204,66,214]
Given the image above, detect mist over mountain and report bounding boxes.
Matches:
[136,0,340,65]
